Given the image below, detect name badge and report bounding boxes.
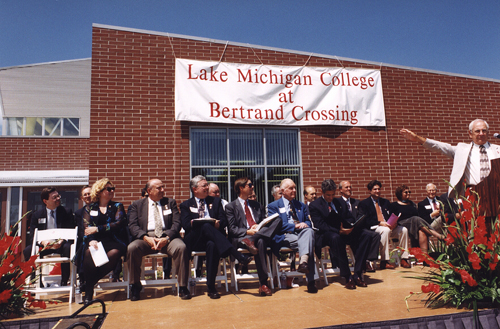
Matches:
[190,207,198,213]
[279,207,286,213]
[164,209,172,216]
[38,217,46,224]
[425,205,432,209]
[90,210,99,217]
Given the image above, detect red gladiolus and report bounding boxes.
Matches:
[0,290,12,304]
[485,252,492,259]
[490,262,498,271]
[468,252,481,270]
[421,283,441,294]
[458,269,478,287]
[445,234,454,246]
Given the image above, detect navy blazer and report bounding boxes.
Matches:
[357,197,391,229]
[334,197,360,224]
[268,197,311,244]
[28,206,75,245]
[309,197,342,235]
[417,197,444,225]
[226,198,264,240]
[180,195,227,248]
[128,197,181,241]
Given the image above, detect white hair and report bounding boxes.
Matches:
[469,119,489,132]
[426,183,436,191]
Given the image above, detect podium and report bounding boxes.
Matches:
[472,158,500,218]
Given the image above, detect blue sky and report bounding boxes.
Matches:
[1,1,499,80]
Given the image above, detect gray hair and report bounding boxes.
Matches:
[426,183,436,191]
[469,119,489,132]
[190,175,206,191]
[321,179,337,193]
[271,184,281,197]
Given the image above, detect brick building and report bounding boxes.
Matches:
[1,23,499,243]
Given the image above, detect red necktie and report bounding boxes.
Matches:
[245,200,256,227]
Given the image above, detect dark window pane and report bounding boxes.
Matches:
[229,129,263,166]
[191,128,227,166]
[228,167,265,203]
[266,167,301,205]
[63,118,80,136]
[266,129,299,165]
[45,118,61,136]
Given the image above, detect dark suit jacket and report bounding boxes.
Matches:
[417,197,440,225]
[357,197,391,229]
[28,206,75,245]
[128,197,181,241]
[226,198,264,240]
[180,195,227,249]
[335,197,360,224]
[309,197,342,235]
[267,197,311,244]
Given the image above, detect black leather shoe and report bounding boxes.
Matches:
[239,255,253,267]
[179,287,192,300]
[130,283,142,301]
[207,291,221,299]
[297,262,310,274]
[307,281,318,293]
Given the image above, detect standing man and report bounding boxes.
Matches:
[418,183,445,233]
[400,119,500,196]
[23,187,75,287]
[335,180,380,273]
[310,179,373,289]
[127,179,191,301]
[357,180,411,269]
[303,186,317,205]
[180,175,252,299]
[226,177,282,296]
[268,178,318,293]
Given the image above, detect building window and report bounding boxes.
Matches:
[190,127,301,205]
[2,117,80,136]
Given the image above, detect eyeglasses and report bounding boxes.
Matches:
[103,186,115,192]
[403,191,411,194]
[246,183,254,188]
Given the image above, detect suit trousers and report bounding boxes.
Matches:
[24,241,72,285]
[127,237,189,286]
[374,225,409,260]
[282,228,318,282]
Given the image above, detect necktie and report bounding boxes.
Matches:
[244,200,256,227]
[289,202,299,224]
[375,202,385,222]
[48,210,56,229]
[346,199,352,213]
[153,203,163,238]
[479,145,490,181]
[432,199,440,211]
[198,199,205,218]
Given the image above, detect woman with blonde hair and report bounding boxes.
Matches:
[82,178,128,303]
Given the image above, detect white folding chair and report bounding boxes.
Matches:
[272,247,320,289]
[26,227,78,303]
[230,248,274,291]
[316,246,355,286]
[189,251,228,294]
[139,253,178,295]
[95,256,130,299]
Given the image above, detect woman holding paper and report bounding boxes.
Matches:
[388,185,444,254]
[81,178,128,303]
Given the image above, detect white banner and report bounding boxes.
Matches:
[175,59,385,126]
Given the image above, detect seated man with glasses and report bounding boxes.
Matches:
[23,187,76,286]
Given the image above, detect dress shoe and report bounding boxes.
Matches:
[345,278,357,290]
[207,290,221,299]
[178,287,192,300]
[130,282,142,301]
[297,262,310,274]
[355,277,367,288]
[307,281,318,294]
[241,238,259,255]
[258,284,272,296]
[380,261,396,270]
[400,259,411,268]
[365,261,376,273]
[239,255,253,267]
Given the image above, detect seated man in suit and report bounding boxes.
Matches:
[418,183,445,233]
[303,186,317,205]
[226,177,282,296]
[127,179,191,301]
[336,180,380,273]
[180,175,252,299]
[23,187,75,287]
[268,178,318,293]
[357,180,411,269]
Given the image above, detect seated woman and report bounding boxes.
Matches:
[389,185,444,254]
[82,178,128,303]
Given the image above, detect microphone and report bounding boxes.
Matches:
[494,133,500,139]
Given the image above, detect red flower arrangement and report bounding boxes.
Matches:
[0,217,58,318]
[406,187,500,309]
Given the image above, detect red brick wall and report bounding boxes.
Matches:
[91,26,500,207]
[0,138,89,170]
